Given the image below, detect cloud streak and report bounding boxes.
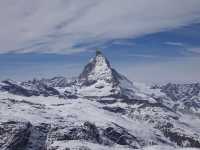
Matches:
[0,0,200,54]
[164,42,184,46]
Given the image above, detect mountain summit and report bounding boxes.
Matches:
[79,50,117,86]
[78,50,135,97]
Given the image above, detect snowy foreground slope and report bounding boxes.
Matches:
[0,51,200,150]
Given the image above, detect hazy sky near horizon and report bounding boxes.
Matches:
[0,0,200,83]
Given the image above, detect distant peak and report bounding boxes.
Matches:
[78,50,112,85]
[78,50,133,89]
[94,50,110,68]
[95,49,103,56]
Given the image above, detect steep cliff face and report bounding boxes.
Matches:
[78,50,135,98]
[0,121,31,150]
[151,83,200,114]
[79,51,115,85]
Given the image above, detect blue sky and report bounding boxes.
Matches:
[0,0,200,83]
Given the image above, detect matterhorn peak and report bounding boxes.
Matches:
[77,50,135,98]
[95,49,102,55]
[79,50,116,86]
[94,49,111,68]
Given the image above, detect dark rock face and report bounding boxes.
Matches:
[0,121,31,150]
[21,79,60,97]
[102,106,126,114]
[25,123,50,150]
[158,123,200,147]
[152,83,200,113]
[125,99,200,148]
[40,76,75,88]
[62,90,78,99]
[46,121,144,149]
[0,121,49,150]
[63,122,101,143]
[160,83,200,101]
[104,126,137,146]
[1,80,38,97]
[47,122,102,145]
[1,80,60,97]
[0,120,50,150]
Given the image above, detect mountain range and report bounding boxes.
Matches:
[0,51,200,150]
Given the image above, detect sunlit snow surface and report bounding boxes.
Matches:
[87,54,113,82]
[1,86,200,150]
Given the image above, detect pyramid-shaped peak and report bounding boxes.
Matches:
[95,49,103,56]
[93,49,110,66]
[94,50,111,68]
[79,51,113,85]
[78,50,135,98]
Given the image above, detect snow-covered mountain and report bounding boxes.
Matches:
[77,50,135,98]
[151,83,200,114]
[0,51,200,150]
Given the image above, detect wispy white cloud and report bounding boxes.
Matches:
[0,0,200,54]
[111,40,136,46]
[124,54,156,58]
[164,41,184,46]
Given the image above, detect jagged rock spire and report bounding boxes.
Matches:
[78,50,113,86]
[78,50,129,85]
[78,50,134,98]
[95,49,102,56]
